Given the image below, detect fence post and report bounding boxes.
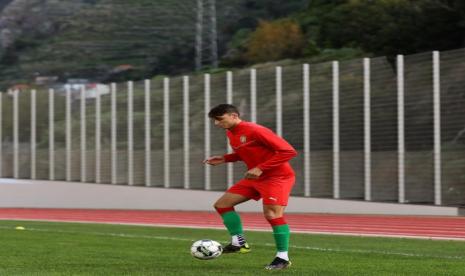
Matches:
[332,61,340,199]
[226,71,234,188]
[49,89,55,180]
[127,81,134,185]
[0,93,2,177]
[276,66,282,136]
[164,77,170,188]
[95,84,101,184]
[145,79,151,186]
[397,55,405,203]
[65,86,72,181]
[363,58,372,201]
[183,76,190,189]
[13,90,18,179]
[433,51,442,205]
[111,83,117,184]
[250,69,257,123]
[80,86,86,182]
[30,89,36,179]
[303,64,311,197]
[204,74,211,190]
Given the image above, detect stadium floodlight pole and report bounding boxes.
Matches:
[226,71,234,188]
[397,55,405,204]
[195,0,203,71]
[13,90,18,179]
[433,51,442,205]
[127,81,134,186]
[276,66,283,137]
[163,77,170,188]
[332,61,340,199]
[145,79,151,187]
[0,93,2,177]
[303,64,311,197]
[80,85,86,182]
[49,89,55,180]
[363,58,372,201]
[95,84,101,184]
[111,83,117,184]
[250,68,257,123]
[183,76,190,189]
[204,73,211,190]
[30,89,36,180]
[65,85,72,181]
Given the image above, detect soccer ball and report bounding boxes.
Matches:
[190,239,223,260]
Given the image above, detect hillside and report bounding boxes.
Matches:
[0,0,309,90]
[0,0,463,90]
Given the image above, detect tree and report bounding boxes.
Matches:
[244,19,305,63]
[301,0,465,57]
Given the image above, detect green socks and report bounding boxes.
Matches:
[215,207,243,236]
[216,208,291,254]
[268,217,290,252]
[272,224,290,252]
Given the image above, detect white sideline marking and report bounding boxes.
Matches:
[3,218,465,241]
[265,243,465,260]
[0,226,463,260]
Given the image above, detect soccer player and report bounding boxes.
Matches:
[204,104,297,270]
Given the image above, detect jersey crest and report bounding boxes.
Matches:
[240,135,247,143]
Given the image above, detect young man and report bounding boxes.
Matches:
[204,104,297,270]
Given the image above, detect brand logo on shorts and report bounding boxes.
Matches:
[240,135,247,143]
[268,197,277,201]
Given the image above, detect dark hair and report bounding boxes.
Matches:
[208,104,240,118]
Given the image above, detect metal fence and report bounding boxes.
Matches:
[1,48,465,206]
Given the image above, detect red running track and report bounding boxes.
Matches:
[1,208,465,241]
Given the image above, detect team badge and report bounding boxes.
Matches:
[240,135,247,143]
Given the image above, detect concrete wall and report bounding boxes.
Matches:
[0,179,462,216]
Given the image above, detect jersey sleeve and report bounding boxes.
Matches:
[223,152,242,162]
[223,131,241,162]
[254,127,297,171]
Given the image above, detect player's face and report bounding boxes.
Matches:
[213,113,239,129]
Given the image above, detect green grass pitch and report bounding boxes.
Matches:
[1,220,464,275]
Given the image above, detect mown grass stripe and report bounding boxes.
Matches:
[1,225,463,260]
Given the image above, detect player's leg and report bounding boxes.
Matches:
[258,176,295,270]
[214,192,252,253]
[214,192,249,241]
[214,179,260,254]
[263,204,291,269]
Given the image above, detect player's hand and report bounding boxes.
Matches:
[203,156,225,166]
[244,167,263,179]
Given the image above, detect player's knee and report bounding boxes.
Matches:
[213,201,222,209]
[213,200,230,209]
[214,201,236,216]
[263,210,279,221]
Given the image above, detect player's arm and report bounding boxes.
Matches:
[223,152,241,162]
[204,152,241,166]
[203,155,225,166]
[254,127,297,172]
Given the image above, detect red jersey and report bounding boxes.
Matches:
[223,121,297,178]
